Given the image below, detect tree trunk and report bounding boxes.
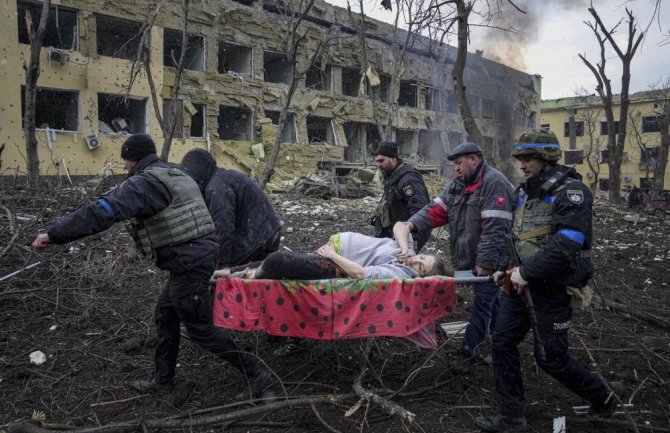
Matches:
[22,0,52,189]
[160,0,190,162]
[653,119,670,190]
[452,1,484,155]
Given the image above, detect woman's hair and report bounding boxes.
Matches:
[426,255,452,277]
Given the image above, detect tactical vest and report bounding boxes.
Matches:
[513,178,577,260]
[375,163,414,230]
[129,167,215,259]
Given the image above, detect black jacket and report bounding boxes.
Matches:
[48,154,218,272]
[204,168,283,267]
[517,166,593,290]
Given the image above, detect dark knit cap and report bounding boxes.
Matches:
[180,148,217,186]
[120,134,157,161]
[374,141,399,158]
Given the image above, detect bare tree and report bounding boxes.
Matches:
[579,7,644,201]
[22,0,52,188]
[574,90,603,190]
[257,0,336,189]
[126,0,191,162]
[648,79,670,190]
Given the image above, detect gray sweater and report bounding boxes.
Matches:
[338,232,418,279]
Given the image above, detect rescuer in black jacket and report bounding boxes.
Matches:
[32,134,271,397]
[372,142,431,251]
[180,148,283,269]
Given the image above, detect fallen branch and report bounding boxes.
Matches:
[8,395,344,433]
[602,299,670,330]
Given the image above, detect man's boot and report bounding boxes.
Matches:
[589,381,627,417]
[474,414,527,432]
[131,377,174,393]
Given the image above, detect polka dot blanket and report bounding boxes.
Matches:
[213,277,457,347]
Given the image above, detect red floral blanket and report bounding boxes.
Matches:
[213,277,456,343]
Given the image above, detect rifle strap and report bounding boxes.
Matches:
[517,226,552,240]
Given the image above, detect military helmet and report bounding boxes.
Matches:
[447,142,483,161]
[512,129,562,161]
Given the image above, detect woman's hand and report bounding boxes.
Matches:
[396,248,408,263]
[316,243,336,259]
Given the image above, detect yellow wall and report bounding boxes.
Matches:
[540,98,670,191]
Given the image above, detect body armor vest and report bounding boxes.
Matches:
[513,178,577,260]
[376,163,414,230]
[130,167,215,258]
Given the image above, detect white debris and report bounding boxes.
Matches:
[29,351,47,365]
[553,416,566,433]
[623,214,647,224]
[49,325,57,332]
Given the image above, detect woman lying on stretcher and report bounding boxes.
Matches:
[221,224,451,280]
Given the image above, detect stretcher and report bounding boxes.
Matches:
[212,273,490,349]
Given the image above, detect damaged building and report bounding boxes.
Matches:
[0,0,541,182]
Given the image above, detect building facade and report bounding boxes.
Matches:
[541,91,670,191]
[1,0,540,182]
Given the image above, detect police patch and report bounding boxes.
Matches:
[402,185,414,196]
[496,196,505,207]
[567,189,584,205]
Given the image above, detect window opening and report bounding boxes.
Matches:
[17,1,78,50]
[218,106,252,140]
[21,86,79,131]
[98,93,147,134]
[263,51,292,84]
[96,14,142,59]
[163,29,205,71]
[218,41,252,76]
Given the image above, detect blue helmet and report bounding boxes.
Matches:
[513,129,562,161]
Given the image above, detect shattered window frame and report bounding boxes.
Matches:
[341,67,361,97]
[20,86,80,132]
[418,130,443,163]
[266,110,298,144]
[218,40,253,77]
[95,14,143,60]
[600,120,620,135]
[564,121,584,137]
[218,105,253,141]
[395,129,417,156]
[398,80,418,108]
[163,28,206,72]
[263,50,293,85]
[306,115,336,145]
[305,62,332,91]
[97,93,148,135]
[563,149,584,165]
[189,102,206,138]
[424,86,441,111]
[17,1,79,51]
[641,115,663,133]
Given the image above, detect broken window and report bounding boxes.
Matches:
[446,91,459,114]
[20,86,79,131]
[600,120,620,135]
[163,29,205,71]
[17,1,78,50]
[305,63,332,91]
[218,106,252,140]
[367,73,390,103]
[483,99,498,120]
[564,121,584,137]
[98,94,147,134]
[343,122,365,162]
[642,115,663,133]
[425,87,441,111]
[563,149,584,165]
[640,147,659,169]
[266,111,297,143]
[218,41,252,77]
[418,130,443,163]
[95,14,142,60]
[306,115,336,145]
[264,51,292,84]
[341,67,361,97]
[398,80,418,107]
[162,99,184,138]
[395,130,416,156]
[190,103,206,138]
[447,131,463,148]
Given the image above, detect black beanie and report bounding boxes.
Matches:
[374,141,399,158]
[121,134,157,161]
[181,148,217,186]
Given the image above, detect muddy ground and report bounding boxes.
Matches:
[1,176,669,433]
